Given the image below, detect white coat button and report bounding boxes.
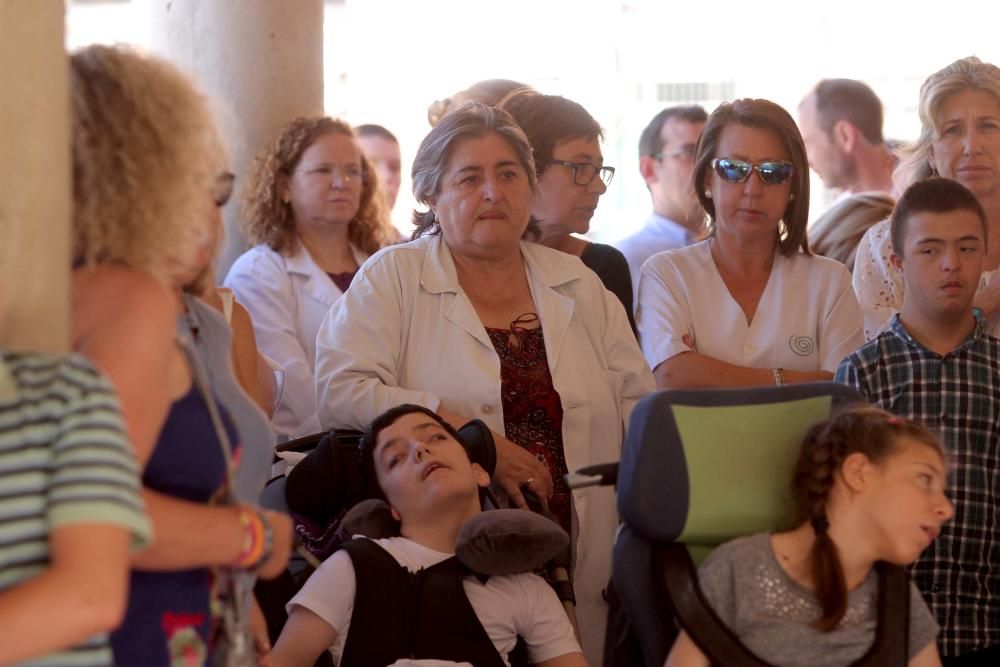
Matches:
[481,404,494,415]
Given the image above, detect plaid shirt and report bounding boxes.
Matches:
[836,314,1000,657]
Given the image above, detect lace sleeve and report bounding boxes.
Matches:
[851,220,901,341]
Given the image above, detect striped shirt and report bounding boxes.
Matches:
[0,351,150,666]
[835,314,1000,657]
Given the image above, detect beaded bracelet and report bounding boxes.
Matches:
[252,509,274,573]
[772,367,786,387]
[233,506,265,569]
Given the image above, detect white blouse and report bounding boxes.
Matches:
[853,219,998,340]
[638,240,863,374]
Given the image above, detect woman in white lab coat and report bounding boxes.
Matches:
[314,103,654,662]
[226,117,396,439]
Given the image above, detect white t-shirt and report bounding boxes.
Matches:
[637,240,863,372]
[288,536,582,667]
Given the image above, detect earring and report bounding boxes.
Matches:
[704,190,712,199]
[789,193,795,201]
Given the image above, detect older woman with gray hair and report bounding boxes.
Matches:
[854,56,1000,339]
[314,102,654,661]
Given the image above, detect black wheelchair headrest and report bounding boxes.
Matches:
[285,420,496,525]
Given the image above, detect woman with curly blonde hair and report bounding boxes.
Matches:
[70,44,292,666]
[225,116,395,439]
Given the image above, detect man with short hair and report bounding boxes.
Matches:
[798,79,894,195]
[615,105,707,302]
[836,178,1000,665]
[355,123,402,210]
[272,404,586,667]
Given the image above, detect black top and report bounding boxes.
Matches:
[581,242,637,336]
[338,538,506,667]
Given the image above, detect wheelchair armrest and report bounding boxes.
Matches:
[565,462,619,489]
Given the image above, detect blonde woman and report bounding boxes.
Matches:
[225,117,396,439]
[70,45,291,666]
[854,56,1000,339]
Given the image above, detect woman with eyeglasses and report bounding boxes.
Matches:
[854,56,1000,341]
[69,45,292,666]
[500,89,636,333]
[314,103,655,663]
[637,98,863,389]
[225,117,397,440]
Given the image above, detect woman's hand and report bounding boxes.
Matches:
[494,435,553,510]
[974,270,1000,322]
[255,510,294,580]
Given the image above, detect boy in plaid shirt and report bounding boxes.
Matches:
[837,178,1000,665]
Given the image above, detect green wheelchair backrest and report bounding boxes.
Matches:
[618,383,862,561]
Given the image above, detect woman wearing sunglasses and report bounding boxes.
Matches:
[637,98,863,389]
[500,89,636,333]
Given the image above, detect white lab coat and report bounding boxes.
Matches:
[314,234,655,662]
[225,242,368,439]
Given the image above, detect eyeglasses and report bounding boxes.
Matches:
[654,145,697,161]
[549,160,615,186]
[711,158,794,185]
[213,172,235,207]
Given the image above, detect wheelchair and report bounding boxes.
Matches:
[568,383,912,667]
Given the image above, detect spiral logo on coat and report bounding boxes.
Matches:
[789,335,815,356]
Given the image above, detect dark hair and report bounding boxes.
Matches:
[812,79,885,145]
[355,123,399,144]
[693,98,811,256]
[638,105,708,158]
[410,102,539,239]
[359,404,465,500]
[890,177,988,256]
[427,79,533,127]
[498,89,603,176]
[791,406,943,631]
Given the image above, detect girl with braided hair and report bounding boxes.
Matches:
[666,406,953,667]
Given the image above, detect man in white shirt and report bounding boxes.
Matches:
[798,79,895,197]
[271,405,585,667]
[615,105,707,302]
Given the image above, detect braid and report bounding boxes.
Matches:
[789,407,944,631]
[792,423,849,631]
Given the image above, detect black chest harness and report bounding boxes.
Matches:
[338,538,508,667]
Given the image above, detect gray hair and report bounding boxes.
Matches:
[411,102,538,238]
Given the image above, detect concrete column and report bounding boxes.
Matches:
[149,0,325,275]
[0,0,70,353]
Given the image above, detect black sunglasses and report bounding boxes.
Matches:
[213,172,235,207]
[711,158,794,185]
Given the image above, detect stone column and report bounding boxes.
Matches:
[0,0,70,352]
[149,0,325,275]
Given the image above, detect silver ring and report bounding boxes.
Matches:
[525,477,535,487]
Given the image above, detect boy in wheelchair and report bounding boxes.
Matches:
[271,404,586,667]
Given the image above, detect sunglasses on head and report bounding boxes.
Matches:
[711,157,794,185]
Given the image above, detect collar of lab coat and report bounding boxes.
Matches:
[284,240,368,305]
[418,235,581,364]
